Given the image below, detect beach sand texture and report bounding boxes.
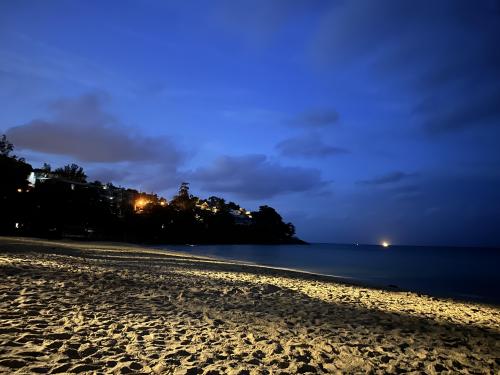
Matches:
[0,237,499,374]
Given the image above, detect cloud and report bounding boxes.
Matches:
[190,154,328,199]
[87,163,183,193]
[276,133,348,158]
[6,93,184,165]
[357,171,416,186]
[420,88,500,134]
[86,166,132,185]
[288,109,340,127]
[312,0,500,134]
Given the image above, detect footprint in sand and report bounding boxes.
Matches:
[0,358,26,369]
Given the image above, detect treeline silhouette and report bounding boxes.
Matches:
[0,135,304,244]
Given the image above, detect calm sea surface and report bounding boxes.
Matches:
[155,243,500,305]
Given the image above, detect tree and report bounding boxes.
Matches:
[252,205,296,242]
[0,149,32,234]
[171,182,196,211]
[0,134,24,161]
[178,182,190,198]
[227,201,240,210]
[42,163,52,172]
[207,196,227,211]
[53,163,87,183]
[0,134,14,157]
[253,205,283,225]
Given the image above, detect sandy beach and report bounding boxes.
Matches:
[0,237,499,374]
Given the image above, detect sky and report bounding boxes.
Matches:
[1,0,500,246]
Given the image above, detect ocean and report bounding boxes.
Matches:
[156,243,500,305]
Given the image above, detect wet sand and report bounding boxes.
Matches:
[0,237,499,374]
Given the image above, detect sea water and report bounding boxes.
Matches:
[156,243,500,305]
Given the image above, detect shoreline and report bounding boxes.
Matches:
[148,243,500,308]
[7,236,498,306]
[1,236,499,374]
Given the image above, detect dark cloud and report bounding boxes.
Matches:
[190,154,328,199]
[313,0,500,134]
[357,171,416,186]
[6,93,184,164]
[288,109,340,127]
[276,133,348,158]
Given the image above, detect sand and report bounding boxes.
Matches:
[0,237,499,374]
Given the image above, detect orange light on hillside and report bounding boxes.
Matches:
[136,198,149,208]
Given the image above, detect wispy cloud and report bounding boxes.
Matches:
[0,32,136,93]
[288,109,340,128]
[311,0,500,134]
[276,133,348,158]
[357,171,417,186]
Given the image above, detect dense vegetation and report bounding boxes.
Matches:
[0,135,304,244]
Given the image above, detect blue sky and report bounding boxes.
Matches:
[1,1,500,246]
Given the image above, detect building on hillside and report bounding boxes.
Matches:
[229,208,253,225]
[27,170,168,216]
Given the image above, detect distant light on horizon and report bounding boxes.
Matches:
[381,241,390,248]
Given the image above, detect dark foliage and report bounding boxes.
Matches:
[0,134,24,161]
[53,163,87,183]
[0,135,305,244]
[0,155,32,233]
